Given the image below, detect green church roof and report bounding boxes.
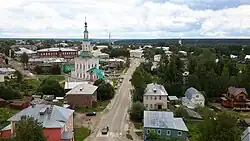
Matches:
[80,51,94,58]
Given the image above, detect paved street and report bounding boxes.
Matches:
[85,59,141,141]
[7,57,35,78]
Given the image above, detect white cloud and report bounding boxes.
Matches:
[0,0,250,38]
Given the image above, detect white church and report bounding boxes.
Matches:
[70,18,103,82]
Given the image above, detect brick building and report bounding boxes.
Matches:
[0,104,74,141]
[36,48,78,59]
[65,83,98,108]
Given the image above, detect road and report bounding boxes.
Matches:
[85,59,141,141]
[7,57,35,78]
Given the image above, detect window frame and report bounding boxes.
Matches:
[166,130,171,136]
[177,131,182,136]
[157,129,161,135]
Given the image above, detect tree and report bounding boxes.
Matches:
[96,81,115,100]
[14,70,23,83]
[93,79,105,86]
[0,83,21,100]
[15,116,46,141]
[51,65,61,74]
[34,65,43,74]
[199,111,241,141]
[130,101,145,122]
[20,52,29,67]
[38,79,65,97]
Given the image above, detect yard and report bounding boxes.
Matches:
[0,107,20,129]
[37,75,65,82]
[74,127,90,141]
[75,100,110,113]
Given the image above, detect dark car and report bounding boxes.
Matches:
[101,126,109,135]
[86,112,96,116]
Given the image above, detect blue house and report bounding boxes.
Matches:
[144,111,188,141]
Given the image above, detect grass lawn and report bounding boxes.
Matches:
[75,100,110,113]
[37,75,65,82]
[74,127,90,141]
[186,121,200,141]
[0,107,20,129]
[134,122,143,129]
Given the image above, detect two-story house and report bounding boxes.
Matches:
[182,87,205,109]
[64,83,98,108]
[144,111,188,141]
[143,83,168,110]
[221,86,250,111]
[0,104,74,141]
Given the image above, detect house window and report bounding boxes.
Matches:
[177,131,182,136]
[239,96,244,100]
[159,96,161,100]
[147,129,150,134]
[155,96,157,100]
[146,104,148,108]
[157,129,161,135]
[196,95,199,98]
[167,130,171,135]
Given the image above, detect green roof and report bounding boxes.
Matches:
[80,51,94,58]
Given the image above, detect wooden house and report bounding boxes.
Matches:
[221,86,250,111]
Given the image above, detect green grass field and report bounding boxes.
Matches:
[74,127,90,141]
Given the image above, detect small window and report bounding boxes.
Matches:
[159,96,161,100]
[146,104,148,108]
[177,131,182,136]
[167,130,171,135]
[196,95,199,98]
[155,96,157,100]
[147,129,150,134]
[157,129,161,135]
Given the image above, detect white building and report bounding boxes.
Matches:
[70,18,100,82]
[153,54,161,62]
[182,87,205,109]
[245,55,250,60]
[143,83,168,110]
[14,47,36,57]
[129,49,143,58]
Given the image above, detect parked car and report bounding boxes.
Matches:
[86,112,96,116]
[101,126,109,135]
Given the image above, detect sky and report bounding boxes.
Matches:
[1,0,250,39]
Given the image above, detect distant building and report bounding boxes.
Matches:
[14,47,36,57]
[70,18,101,81]
[221,86,250,111]
[10,45,37,51]
[182,87,205,109]
[129,49,143,58]
[92,50,109,59]
[143,83,168,110]
[36,47,78,59]
[153,54,161,62]
[144,111,188,141]
[65,83,98,108]
[0,104,74,141]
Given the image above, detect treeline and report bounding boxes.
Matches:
[132,47,250,102]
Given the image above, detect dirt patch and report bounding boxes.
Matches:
[74,112,101,130]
